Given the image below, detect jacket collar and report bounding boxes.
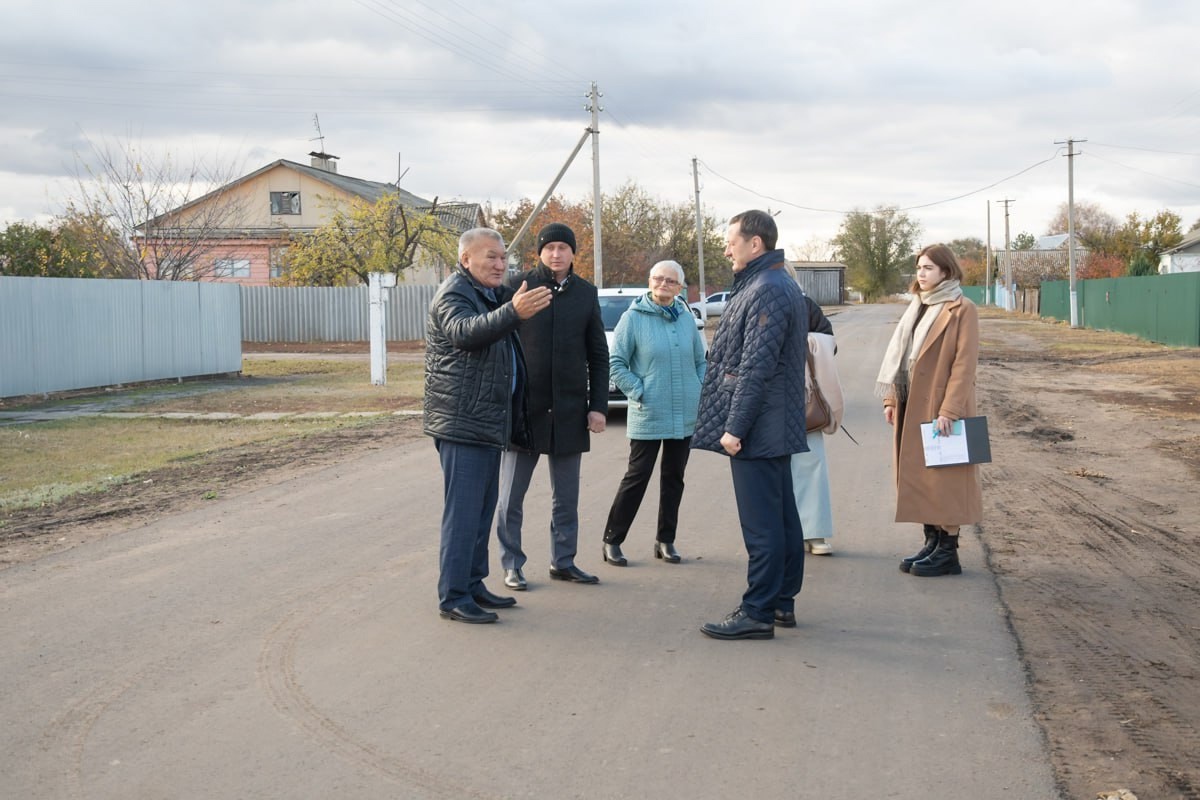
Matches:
[457,265,499,307]
[634,291,683,318]
[534,263,574,288]
[731,249,786,294]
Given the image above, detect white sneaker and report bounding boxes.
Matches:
[806,538,832,555]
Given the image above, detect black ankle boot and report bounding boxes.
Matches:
[900,524,940,573]
[603,542,628,566]
[910,529,961,577]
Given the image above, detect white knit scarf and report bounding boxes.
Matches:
[875,279,963,401]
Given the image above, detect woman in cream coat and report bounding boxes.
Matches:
[877,244,982,577]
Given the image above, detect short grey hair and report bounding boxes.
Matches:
[458,227,505,258]
[650,260,686,286]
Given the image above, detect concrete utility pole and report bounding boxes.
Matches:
[692,157,707,315]
[1055,136,1086,328]
[986,200,992,307]
[505,81,604,270]
[589,82,604,288]
[367,271,396,385]
[998,198,1015,311]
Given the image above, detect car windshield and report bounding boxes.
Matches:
[598,294,636,330]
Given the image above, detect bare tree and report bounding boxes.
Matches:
[65,135,248,280]
[789,235,833,262]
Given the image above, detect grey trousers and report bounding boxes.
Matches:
[496,449,582,571]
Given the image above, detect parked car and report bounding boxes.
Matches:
[597,287,703,410]
[690,291,730,318]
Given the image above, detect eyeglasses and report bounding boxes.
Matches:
[649,275,680,287]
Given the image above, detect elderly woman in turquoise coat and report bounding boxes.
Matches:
[602,260,707,566]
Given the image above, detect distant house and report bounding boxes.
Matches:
[136,153,485,286]
[1004,233,1088,286]
[1159,228,1200,274]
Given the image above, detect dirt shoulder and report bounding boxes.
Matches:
[0,416,423,567]
[976,312,1200,799]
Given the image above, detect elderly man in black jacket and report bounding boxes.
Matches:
[495,223,609,590]
[692,210,810,640]
[424,227,553,623]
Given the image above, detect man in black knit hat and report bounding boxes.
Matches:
[495,222,609,590]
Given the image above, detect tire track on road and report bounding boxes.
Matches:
[256,567,493,800]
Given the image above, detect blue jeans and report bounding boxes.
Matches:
[435,439,501,611]
[730,456,805,623]
[496,450,582,570]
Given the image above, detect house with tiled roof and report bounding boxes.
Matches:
[136,152,485,286]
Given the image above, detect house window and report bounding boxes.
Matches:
[213,258,251,278]
[269,246,289,279]
[270,191,301,215]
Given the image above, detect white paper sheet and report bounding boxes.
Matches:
[920,419,970,467]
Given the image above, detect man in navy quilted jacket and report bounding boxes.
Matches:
[692,210,810,640]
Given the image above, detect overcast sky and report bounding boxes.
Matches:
[2,0,1198,259]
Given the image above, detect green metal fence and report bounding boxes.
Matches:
[1040,273,1200,346]
[962,285,985,305]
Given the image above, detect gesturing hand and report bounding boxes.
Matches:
[512,281,554,320]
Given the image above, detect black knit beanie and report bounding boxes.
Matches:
[537,222,577,255]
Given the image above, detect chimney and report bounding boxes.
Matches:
[308,151,339,173]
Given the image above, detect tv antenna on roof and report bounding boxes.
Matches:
[311,113,326,152]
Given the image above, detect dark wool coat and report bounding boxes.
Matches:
[423,268,531,451]
[692,250,810,459]
[883,296,983,525]
[507,264,609,455]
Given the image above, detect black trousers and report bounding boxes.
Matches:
[603,437,692,545]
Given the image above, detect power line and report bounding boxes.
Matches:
[697,160,848,213]
[697,150,1062,215]
[1086,151,1200,191]
[0,89,568,115]
[347,0,574,95]
[348,0,580,97]
[436,0,592,85]
[900,152,1060,210]
[1089,141,1200,157]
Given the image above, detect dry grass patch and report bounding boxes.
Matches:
[0,415,379,514]
[131,359,424,415]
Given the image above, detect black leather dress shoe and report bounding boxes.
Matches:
[654,541,681,563]
[503,568,527,591]
[774,609,797,628]
[473,586,517,609]
[439,602,498,624]
[603,543,628,566]
[548,565,600,584]
[700,607,774,640]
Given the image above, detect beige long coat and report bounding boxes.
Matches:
[883,297,983,525]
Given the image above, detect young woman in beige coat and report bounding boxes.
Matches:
[876,244,982,577]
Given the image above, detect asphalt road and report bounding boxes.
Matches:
[0,304,1057,800]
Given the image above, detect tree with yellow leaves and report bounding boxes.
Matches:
[278,192,457,286]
